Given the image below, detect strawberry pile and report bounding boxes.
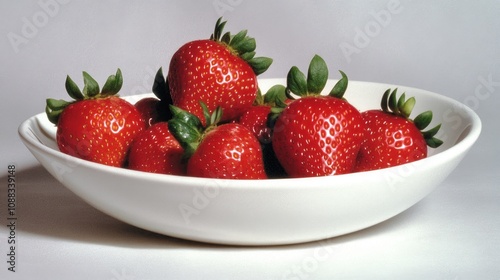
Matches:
[45,18,443,180]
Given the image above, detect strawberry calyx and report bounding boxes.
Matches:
[381,88,444,148]
[268,55,349,126]
[210,17,273,75]
[152,67,172,104]
[285,54,349,100]
[46,68,123,125]
[168,102,223,160]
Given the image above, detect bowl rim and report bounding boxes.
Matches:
[18,80,482,189]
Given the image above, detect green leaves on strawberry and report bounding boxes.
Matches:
[167,17,273,124]
[210,17,273,75]
[272,55,365,177]
[168,103,267,179]
[46,69,146,167]
[134,67,173,127]
[285,54,349,99]
[46,69,123,124]
[354,88,443,172]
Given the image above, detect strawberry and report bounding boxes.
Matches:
[354,88,443,172]
[166,17,273,124]
[45,69,146,167]
[134,68,173,127]
[238,85,287,144]
[127,122,185,175]
[271,55,365,177]
[238,85,289,178]
[168,104,267,179]
[135,97,163,127]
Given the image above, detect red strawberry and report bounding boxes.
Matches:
[239,104,272,143]
[134,68,173,127]
[45,69,146,167]
[238,85,287,144]
[135,97,163,127]
[354,88,443,172]
[168,104,267,179]
[238,85,289,177]
[271,55,365,177]
[127,122,185,175]
[166,17,272,124]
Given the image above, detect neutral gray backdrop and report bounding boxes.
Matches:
[1,1,499,279]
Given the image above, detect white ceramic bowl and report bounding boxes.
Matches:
[19,79,481,246]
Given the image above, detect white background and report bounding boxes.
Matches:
[1,0,499,279]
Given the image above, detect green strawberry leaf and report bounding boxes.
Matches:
[152,67,173,106]
[240,51,256,62]
[426,137,444,148]
[210,106,223,127]
[307,54,328,95]
[101,68,123,96]
[422,123,441,139]
[381,88,391,112]
[168,105,204,158]
[248,57,273,76]
[414,110,433,130]
[200,102,211,126]
[169,105,202,129]
[82,71,100,98]
[229,30,247,47]
[45,98,72,125]
[329,70,348,99]
[263,84,287,105]
[400,96,415,119]
[211,17,227,41]
[65,75,84,100]
[397,92,406,111]
[230,30,257,56]
[388,88,399,115]
[287,66,308,97]
[220,32,231,45]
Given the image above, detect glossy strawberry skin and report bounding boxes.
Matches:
[56,96,146,167]
[134,97,172,128]
[187,123,267,179]
[127,122,185,175]
[354,110,428,172]
[272,96,365,177]
[167,40,258,124]
[238,105,272,144]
